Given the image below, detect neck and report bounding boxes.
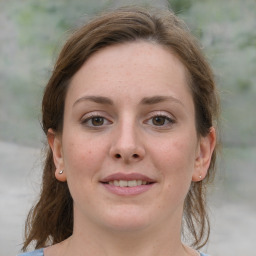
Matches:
[66,229,185,256]
[58,214,190,256]
[46,205,200,256]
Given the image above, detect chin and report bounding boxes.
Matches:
[100,207,152,232]
[105,220,150,233]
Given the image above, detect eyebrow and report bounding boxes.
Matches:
[73,96,114,107]
[140,95,184,106]
[73,95,184,107]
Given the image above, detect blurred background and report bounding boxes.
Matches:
[0,0,255,255]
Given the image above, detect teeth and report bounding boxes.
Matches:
[137,180,142,186]
[108,180,149,187]
[114,180,119,186]
[119,180,128,187]
[128,180,137,187]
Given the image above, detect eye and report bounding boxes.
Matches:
[152,116,169,126]
[89,116,105,126]
[81,114,112,127]
[145,113,175,127]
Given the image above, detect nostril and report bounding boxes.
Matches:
[114,153,140,159]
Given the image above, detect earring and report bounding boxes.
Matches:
[59,170,64,174]
[199,175,202,179]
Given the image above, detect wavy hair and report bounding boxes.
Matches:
[23,6,219,251]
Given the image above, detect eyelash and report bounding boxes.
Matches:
[145,113,175,127]
[81,112,175,128]
[81,114,112,128]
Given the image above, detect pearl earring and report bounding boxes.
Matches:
[59,170,64,174]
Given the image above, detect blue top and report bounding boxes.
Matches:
[17,248,209,256]
[17,249,44,256]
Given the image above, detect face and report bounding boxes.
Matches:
[49,41,215,234]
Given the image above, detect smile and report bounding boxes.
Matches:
[100,173,156,196]
[104,180,152,187]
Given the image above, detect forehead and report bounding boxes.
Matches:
[67,41,192,105]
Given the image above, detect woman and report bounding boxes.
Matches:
[18,6,219,256]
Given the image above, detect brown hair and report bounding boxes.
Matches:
[23,6,219,251]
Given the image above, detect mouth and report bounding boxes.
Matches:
[100,173,156,195]
[101,180,154,187]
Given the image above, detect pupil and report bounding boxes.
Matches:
[92,117,104,126]
[153,116,165,126]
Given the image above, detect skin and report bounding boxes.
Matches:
[47,41,216,256]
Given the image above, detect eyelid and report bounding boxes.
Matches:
[81,111,112,126]
[144,111,176,126]
[146,111,175,120]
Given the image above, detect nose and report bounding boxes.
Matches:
[109,121,145,163]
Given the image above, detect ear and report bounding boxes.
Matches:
[192,127,216,182]
[47,128,67,182]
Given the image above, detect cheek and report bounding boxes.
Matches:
[62,136,107,179]
[62,137,107,206]
[151,134,197,179]
[148,136,198,214]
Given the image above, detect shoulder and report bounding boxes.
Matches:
[17,248,44,256]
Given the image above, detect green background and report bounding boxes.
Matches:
[0,0,255,255]
[1,0,255,203]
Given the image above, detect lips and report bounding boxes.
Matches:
[100,172,155,184]
[100,173,156,196]
[108,180,149,187]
